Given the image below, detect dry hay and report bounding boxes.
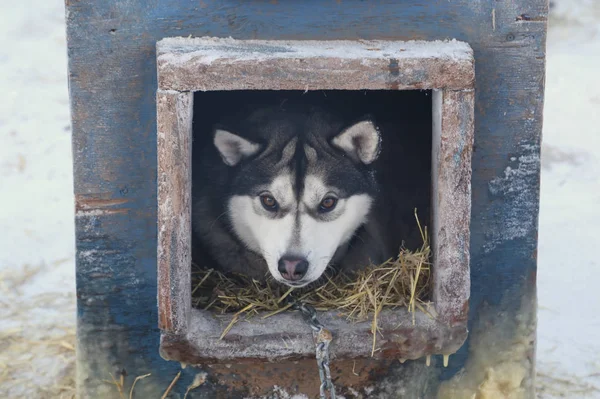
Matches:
[536,369,600,398]
[192,210,433,352]
[0,263,76,399]
[103,370,206,399]
[0,325,76,399]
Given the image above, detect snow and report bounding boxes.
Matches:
[0,1,75,397]
[0,2,74,275]
[536,1,600,396]
[0,0,599,397]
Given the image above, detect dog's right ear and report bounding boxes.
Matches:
[213,129,261,166]
[331,120,381,165]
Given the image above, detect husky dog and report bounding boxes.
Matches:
[192,103,422,287]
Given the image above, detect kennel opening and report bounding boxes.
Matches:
[156,37,474,366]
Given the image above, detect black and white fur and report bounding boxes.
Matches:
[192,104,413,287]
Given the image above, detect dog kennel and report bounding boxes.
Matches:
[68,2,546,398]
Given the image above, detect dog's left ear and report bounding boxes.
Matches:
[213,129,261,166]
[331,120,381,164]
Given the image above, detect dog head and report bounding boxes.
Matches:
[214,108,381,287]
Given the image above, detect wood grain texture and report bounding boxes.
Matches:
[67,0,546,396]
[156,39,474,362]
[157,38,474,91]
[160,307,467,365]
[157,90,193,334]
[432,89,475,326]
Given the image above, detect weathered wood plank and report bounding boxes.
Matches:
[156,39,474,360]
[160,307,467,364]
[157,90,193,334]
[432,89,475,326]
[67,0,547,396]
[157,38,474,91]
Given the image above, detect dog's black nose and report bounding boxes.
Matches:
[278,256,309,281]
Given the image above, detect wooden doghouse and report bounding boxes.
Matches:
[68,2,546,398]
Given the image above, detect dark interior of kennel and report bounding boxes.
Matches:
[190,90,433,292]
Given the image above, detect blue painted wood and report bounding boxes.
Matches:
[67,0,546,397]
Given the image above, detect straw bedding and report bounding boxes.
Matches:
[191,210,433,350]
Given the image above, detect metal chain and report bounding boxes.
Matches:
[292,301,336,399]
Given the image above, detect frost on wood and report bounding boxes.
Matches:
[156,38,475,364]
[484,143,541,254]
[156,37,474,92]
[158,86,476,362]
[157,90,194,334]
[432,89,474,326]
[160,307,467,365]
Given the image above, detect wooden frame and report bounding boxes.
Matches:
[156,37,474,365]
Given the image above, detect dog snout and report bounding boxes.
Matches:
[277,256,309,281]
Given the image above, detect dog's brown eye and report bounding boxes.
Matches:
[260,195,278,211]
[319,197,337,212]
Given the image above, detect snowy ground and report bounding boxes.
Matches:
[536,1,600,397]
[0,0,598,398]
[0,1,76,398]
